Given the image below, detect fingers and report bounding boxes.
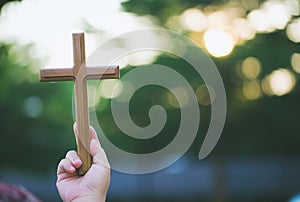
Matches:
[57,158,76,175]
[73,123,100,145]
[89,125,99,142]
[73,123,79,147]
[90,139,100,156]
[90,139,110,168]
[88,125,109,168]
[66,150,82,168]
[73,123,110,168]
[57,150,82,175]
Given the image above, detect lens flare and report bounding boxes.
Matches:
[291,53,300,73]
[242,80,261,100]
[99,79,122,99]
[287,18,300,43]
[263,69,296,96]
[203,29,234,57]
[241,57,262,80]
[179,8,207,32]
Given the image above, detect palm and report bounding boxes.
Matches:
[56,124,110,202]
[57,174,82,201]
[57,164,109,201]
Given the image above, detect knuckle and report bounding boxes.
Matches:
[66,150,76,158]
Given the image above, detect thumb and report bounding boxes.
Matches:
[90,138,110,169]
[73,122,79,146]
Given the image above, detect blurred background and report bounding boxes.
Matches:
[0,0,300,201]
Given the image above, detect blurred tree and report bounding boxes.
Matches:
[0,42,75,173]
[121,0,245,24]
[117,0,300,157]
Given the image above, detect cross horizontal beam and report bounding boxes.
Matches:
[40,65,119,82]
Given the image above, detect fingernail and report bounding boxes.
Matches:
[73,123,78,133]
[69,166,75,171]
[74,158,81,164]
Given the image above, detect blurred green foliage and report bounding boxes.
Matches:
[0,42,75,173]
[121,0,246,24]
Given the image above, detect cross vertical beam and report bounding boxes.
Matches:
[72,33,92,175]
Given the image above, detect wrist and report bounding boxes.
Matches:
[72,195,106,202]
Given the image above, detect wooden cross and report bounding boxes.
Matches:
[39,33,119,175]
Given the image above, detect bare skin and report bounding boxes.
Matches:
[56,123,110,202]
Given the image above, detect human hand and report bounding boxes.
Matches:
[56,123,110,202]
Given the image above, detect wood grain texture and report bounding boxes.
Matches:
[40,65,119,82]
[74,77,91,175]
[72,33,91,175]
[39,33,119,175]
[73,33,86,71]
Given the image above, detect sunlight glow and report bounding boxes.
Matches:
[179,8,207,32]
[167,87,189,108]
[206,11,229,30]
[241,57,262,80]
[287,18,300,43]
[284,0,300,16]
[203,29,234,57]
[291,53,300,73]
[247,9,275,33]
[263,69,296,96]
[0,0,147,68]
[196,85,215,106]
[263,0,292,30]
[247,0,298,33]
[232,18,255,41]
[99,80,123,99]
[243,80,261,100]
[129,51,159,66]
[180,0,299,58]
[115,81,134,103]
